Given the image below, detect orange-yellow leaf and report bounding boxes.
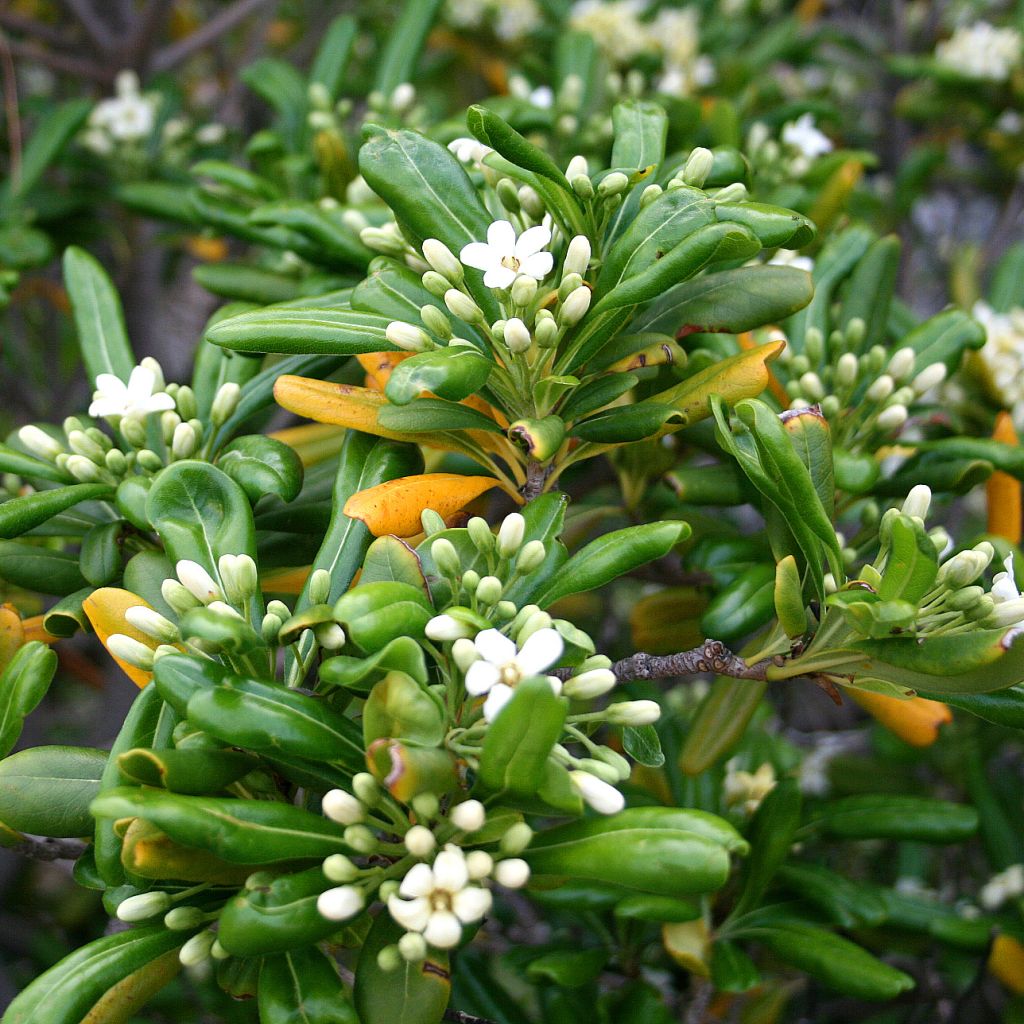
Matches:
[662,920,711,977]
[738,330,790,407]
[989,934,1024,995]
[260,565,311,595]
[357,351,413,392]
[0,604,25,671]
[20,614,59,645]
[343,473,500,537]
[274,377,407,439]
[987,412,1021,544]
[852,690,952,747]
[184,236,227,262]
[83,588,162,689]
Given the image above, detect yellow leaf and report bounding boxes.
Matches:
[82,588,162,689]
[652,339,786,434]
[0,604,25,672]
[357,351,413,391]
[809,159,864,234]
[260,565,311,595]
[738,329,790,407]
[80,948,182,1024]
[343,473,500,538]
[989,934,1024,995]
[851,690,952,747]
[662,919,711,977]
[987,411,1021,544]
[268,423,347,467]
[274,376,408,440]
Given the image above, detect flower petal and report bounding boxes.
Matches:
[487,219,516,253]
[127,365,156,398]
[399,862,435,898]
[484,266,517,289]
[460,241,497,271]
[423,909,462,949]
[94,373,127,397]
[520,252,554,280]
[474,628,517,666]
[515,224,551,259]
[433,845,469,893]
[483,683,514,722]
[516,627,564,675]
[453,886,493,924]
[465,661,501,696]
[388,894,431,932]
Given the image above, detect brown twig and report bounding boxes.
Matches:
[150,0,275,73]
[2,37,114,83]
[0,9,77,48]
[0,29,22,189]
[8,835,88,862]
[566,640,773,683]
[61,0,118,53]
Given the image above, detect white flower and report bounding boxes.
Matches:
[569,0,650,64]
[447,136,493,167]
[464,627,564,721]
[936,22,1022,82]
[387,845,492,949]
[781,113,833,161]
[980,864,1024,910]
[90,70,156,143]
[88,366,175,420]
[460,221,553,290]
[992,553,1021,603]
[723,760,776,815]
[768,249,815,274]
[529,85,554,108]
[494,0,542,41]
[972,301,1024,420]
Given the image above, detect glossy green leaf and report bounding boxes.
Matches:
[320,635,429,693]
[810,795,978,843]
[377,397,504,435]
[80,520,124,587]
[0,642,58,757]
[258,947,359,1024]
[776,864,888,928]
[0,745,106,837]
[878,515,937,603]
[622,725,664,767]
[713,202,815,249]
[90,787,353,864]
[526,948,607,988]
[385,347,493,406]
[0,484,112,540]
[219,434,304,503]
[206,305,394,356]
[373,0,445,94]
[364,670,446,746]
[0,443,70,484]
[63,247,135,384]
[0,542,88,594]
[536,521,689,606]
[116,747,257,794]
[731,780,801,918]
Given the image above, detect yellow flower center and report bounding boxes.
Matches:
[500,255,521,272]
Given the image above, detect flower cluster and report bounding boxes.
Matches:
[82,71,158,155]
[445,0,543,43]
[971,301,1024,425]
[935,21,1023,83]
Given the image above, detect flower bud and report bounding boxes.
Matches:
[558,286,591,326]
[494,857,530,888]
[377,943,403,971]
[165,906,206,930]
[404,824,436,857]
[261,612,284,643]
[162,578,201,616]
[107,634,155,670]
[422,239,464,283]
[565,155,588,180]
[562,668,617,700]
[947,585,985,612]
[605,699,661,726]
[834,353,858,388]
[67,430,105,462]
[323,853,361,882]
[516,540,546,573]
[640,183,663,208]
[18,425,63,461]
[799,372,824,402]
[500,822,533,855]
[421,270,451,298]
[985,598,1024,628]
[219,553,258,605]
[535,316,560,347]
[577,757,621,784]
[352,772,379,806]
[66,454,104,482]
[317,885,365,921]
[398,932,428,962]
[887,347,915,381]
[496,178,521,212]
[425,613,475,642]
[431,538,461,577]
[936,550,989,588]
[211,382,241,426]
[450,799,486,832]
[444,289,483,322]
[386,320,433,352]
[510,275,538,306]
[391,82,415,113]
[570,771,625,814]
[116,891,172,922]
[867,375,895,402]
[450,637,479,674]
[598,171,629,197]
[876,404,908,432]
[517,185,544,218]
[563,235,591,278]
[176,560,222,603]
[504,317,532,354]
[420,508,446,535]
[179,930,215,967]
[105,449,127,475]
[420,304,453,339]
[323,789,364,825]
[461,569,480,595]
[900,485,932,521]
[912,362,947,395]
[517,609,552,644]
[466,850,493,880]
[475,575,503,606]
[497,512,526,557]
[571,173,595,198]
[682,147,714,187]
[307,568,332,605]
[124,605,180,644]
[344,825,378,853]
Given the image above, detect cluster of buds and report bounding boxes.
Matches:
[17,361,240,486]
[316,778,532,962]
[774,322,947,449]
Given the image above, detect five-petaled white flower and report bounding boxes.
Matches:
[460,220,553,290]
[464,627,563,721]
[387,845,492,949]
[88,366,175,420]
[781,113,833,161]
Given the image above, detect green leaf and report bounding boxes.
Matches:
[63,247,135,384]
[0,443,70,484]
[385,347,493,406]
[838,235,900,352]
[571,402,681,443]
[80,520,124,587]
[526,948,607,988]
[610,100,668,172]
[117,748,256,795]
[354,914,450,1024]
[810,795,978,843]
[206,305,394,356]
[918,686,1024,728]
[364,670,446,746]
[622,725,664,767]
[0,643,58,757]
[0,745,106,837]
[731,779,801,918]
[218,435,304,503]
[373,0,445,95]
[713,202,816,249]
[147,461,256,576]
[0,542,88,595]
[219,868,337,958]
[679,676,768,775]
[310,15,359,100]
[877,515,937,603]
[739,923,913,1001]
[776,864,888,928]
[1,926,188,1024]
[635,266,813,338]
[377,397,504,434]
[535,521,689,606]
[90,787,353,864]
[477,676,566,799]
[360,536,429,593]
[320,635,429,694]
[241,57,308,149]
[258,947,359,1024]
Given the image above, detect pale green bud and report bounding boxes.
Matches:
[315,622,346,649]
[120,414,147,448]
[558,273,583,300]
[422,239,464,283]
[160,411,181,445]
[500,821,533,855]
[307,568,332,605]
[516,540,546,573]
[844,317,866,349]
[171,422,198,460]
[165,906,206,930]
[411,792,439,819]
[714,182,747,203]
[911,362,946,395]
[518,185,544,218]
[570,174,594,199]
[66,454,104,482]
[124,606,180,644]
[116,891,172,922]
[876,404,908,432]
[105,449,127,475]
[211,382,241,426]
[577,757,621,783]
[682,147,714,187]
[386,320,433,352]
[137,449,164,474]
[421,270,451,298]
[398,933,428,962]
[420,304,453,339]
[639,183,663,208]
[476,575,503,605]
[352,772,379,805]
[799,372,825,402]
[497,512,526,557]
[804,327,824,365]
[18,425,63,460]
[562,668,617,700]
[510,274,538,307]
[67,429,105,462]
[404,824,436,857]
[420,508,447,536]
[451,637,479,673]
[343,825,377,853]
[563,235,591,278]
[431,537,461,577]
[535,316,560,348]
[162,578,201,616]
[494,600,517,620]
[175,385,198,422]
[504,317,532,354]
[496,178,520,212]
[107,634,154,670]
[559,286,591,327]
[261,612,284,643]
[444,288,483,322]
[517,610,552,643]
[867,374,894,403]
[377,944,403,972]
[605,699,661,725]
[467,517,494,555]
[887,347,915,381]
[598,171,629,197]
[835,352,859,387]
[461,569,480,594]
[179,930,215,967]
